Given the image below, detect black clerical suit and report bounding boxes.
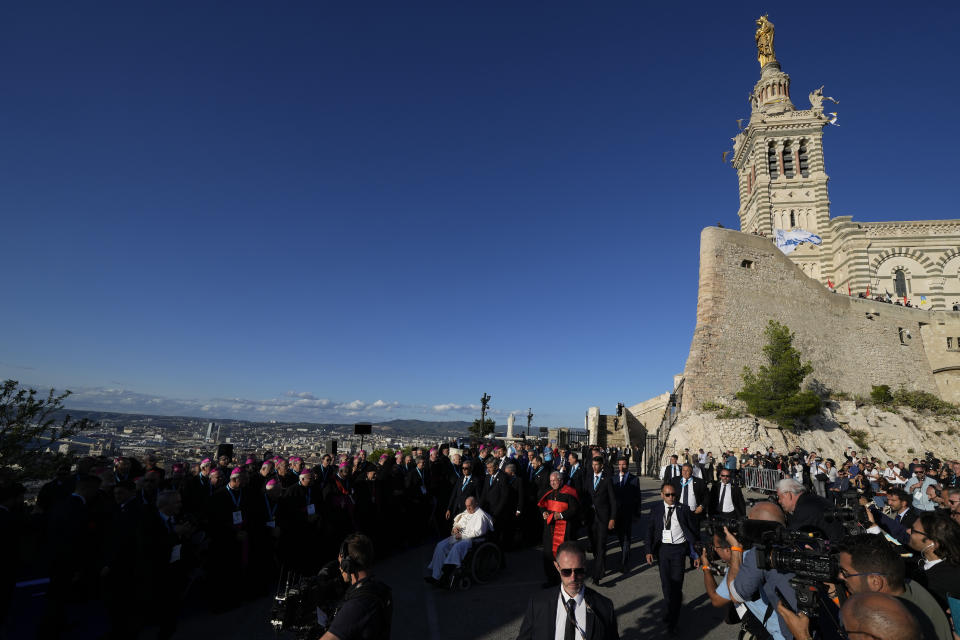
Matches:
[644,501,698,630]
[611,471,641,568]
[582,472,618,582]
[706,480,746,518]
[516,586,620,640]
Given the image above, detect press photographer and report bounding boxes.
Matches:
[776,535,947,640]
[775,479,845,541]
[321,533,392,640]
[271,533,392,640]
[716,501,804,640]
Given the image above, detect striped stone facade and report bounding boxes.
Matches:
[731,55,960,311]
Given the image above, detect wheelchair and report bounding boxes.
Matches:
[444,536,503,591]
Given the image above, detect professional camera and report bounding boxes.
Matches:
[270,562,347,639]
[822,488,870,536]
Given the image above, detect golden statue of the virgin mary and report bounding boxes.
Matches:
[755,15,777,67]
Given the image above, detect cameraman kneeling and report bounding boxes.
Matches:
[723,502,801,640]
[321,534,393,640]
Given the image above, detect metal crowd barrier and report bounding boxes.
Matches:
[740,467,783,493]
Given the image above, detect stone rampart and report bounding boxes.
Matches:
[681,228,960,411]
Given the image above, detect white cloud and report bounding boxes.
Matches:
[53,384,501,424]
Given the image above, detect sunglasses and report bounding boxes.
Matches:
[663,492,677,497]
[559,567,586,577]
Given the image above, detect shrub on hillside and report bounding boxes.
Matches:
[870,385,893,405]
[736,320,821,431]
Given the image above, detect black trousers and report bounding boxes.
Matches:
[614,515,633,568]
[589,520,608,580]
[658,542,687,626]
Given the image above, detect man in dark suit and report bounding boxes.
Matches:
[524,455,552,544]
[611,457,641,571]
[644,483,699,635]
[661,455,682,482]
[707,468,746,518]
[446,459,480,520]
[582,456,617,584]
[775,477,845,540]
[565,452,584,495]
[479,459,509,533]
[516,541,620,640]
[866,488,917,545]
[670,464,707,566]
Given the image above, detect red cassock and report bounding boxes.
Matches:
[537,485,579,555]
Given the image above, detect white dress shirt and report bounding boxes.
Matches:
[554,586,586,640]
[661,501,686,544]
[717,481,735,513]
[678,478,698,511]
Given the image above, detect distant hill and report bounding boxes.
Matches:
[52,408,475,435]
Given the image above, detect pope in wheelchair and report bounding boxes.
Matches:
[425,496,494,585]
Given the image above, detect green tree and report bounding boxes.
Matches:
[469,418,495,440]
[736,321,821,430]
[0,380,96,481]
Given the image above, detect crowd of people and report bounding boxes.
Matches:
[3,437,960,640]
[656,443,960,639]
[0,440,638,639]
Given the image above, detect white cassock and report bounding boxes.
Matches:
[427,508,494,580]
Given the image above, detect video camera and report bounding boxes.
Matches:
[822,487,872,536]
[706,517,838,618]
[270,562,347,639]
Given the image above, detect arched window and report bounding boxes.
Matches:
[783,142,794,178]
[790,211,796,228]
[798,140,809,177]
[768,143,779,179]
[894,270,908,298]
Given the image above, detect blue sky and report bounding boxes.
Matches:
[2,2,958,426]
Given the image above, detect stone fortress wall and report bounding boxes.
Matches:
[681,227,960,411]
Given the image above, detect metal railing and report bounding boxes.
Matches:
[645,377,684,477]
[740,467,784,493]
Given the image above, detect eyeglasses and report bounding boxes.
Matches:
[838,568,887,579]
[663,493,677,497]
[559,567,586,577]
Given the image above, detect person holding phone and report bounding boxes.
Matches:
[908,513,960,609]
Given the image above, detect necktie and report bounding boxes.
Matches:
[620,474,625,487]
[593,475,600,491]
[673,464,678,476]
[489,476,493,487]
[682,482,689,506]
[462,478,468,491]
[664,506,674,529]
[719,485,727,511]
[564,598,577,640]
[895,513,902,523]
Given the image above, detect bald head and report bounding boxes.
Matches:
[748,501,786,525]
[840,593,919,640]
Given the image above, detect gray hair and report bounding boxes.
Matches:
[550,471,561,481]
[777,478,805,495]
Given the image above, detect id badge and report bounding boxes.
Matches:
[266,520,276,528]
[232,510,243,525]
[170,544,182,563]
[306,504,316,516]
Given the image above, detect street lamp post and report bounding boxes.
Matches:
[480,393,491,437]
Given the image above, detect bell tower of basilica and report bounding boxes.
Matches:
[731,16,836,283]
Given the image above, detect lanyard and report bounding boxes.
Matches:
[462,477,469,490]
[264,494,278,520]
[227,487,242,510]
